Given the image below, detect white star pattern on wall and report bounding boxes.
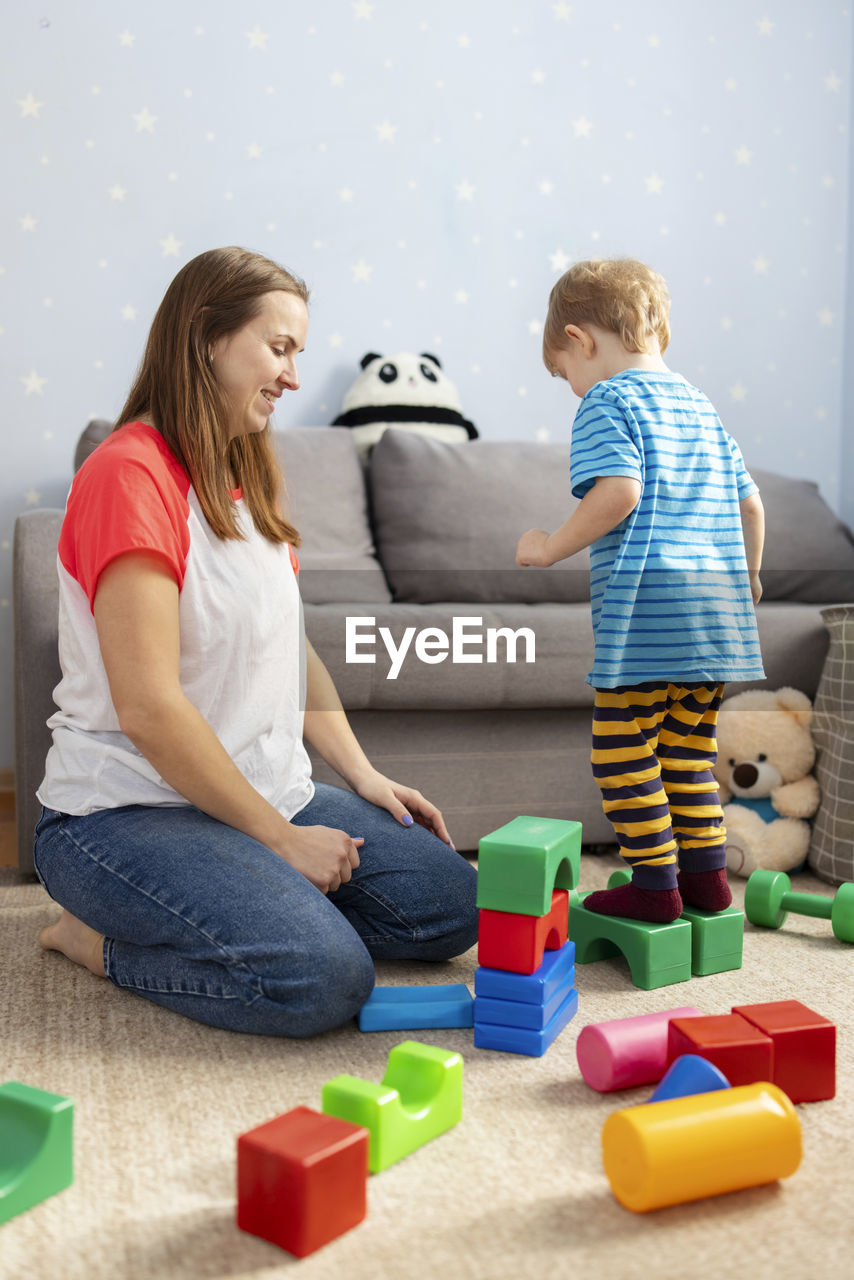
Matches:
[0,0,851,769]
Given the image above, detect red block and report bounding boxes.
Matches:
[478,889,568,974]
[237,1105,369,1257]
[732,1000,836,1103]
[667,1014,773,1087]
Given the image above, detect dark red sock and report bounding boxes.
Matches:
[583,883,683,924]
[677,867,732,912]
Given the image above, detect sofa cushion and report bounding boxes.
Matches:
[273,428,392,605]
[751,469,854,603]
[303,600,830,713]
[368,430,590,603]
[304,601,595,710]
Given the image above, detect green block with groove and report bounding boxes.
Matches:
[321,1041,463,1173]
[678,904,744,975]
[476,816,582,916]
[0,1081,74,1225]
[569,892,693,990]
[606,868,744,976]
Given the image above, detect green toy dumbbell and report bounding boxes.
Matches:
[744,869,854,943]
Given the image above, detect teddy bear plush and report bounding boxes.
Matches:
[713,687,821,877]
[331,351,478,457]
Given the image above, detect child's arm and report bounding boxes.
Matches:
[740,491,765,605]
[516,475,641,568]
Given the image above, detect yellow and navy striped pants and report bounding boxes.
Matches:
[591,683,727,889]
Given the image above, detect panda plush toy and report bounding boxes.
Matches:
[331,351,478,457]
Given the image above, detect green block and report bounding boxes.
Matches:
[321,1041,463,1174]
[569,892,693,990]
[0,1081,74,1225]
[606,868,744,976]
[476,816,582,916]
[679,904,744,976]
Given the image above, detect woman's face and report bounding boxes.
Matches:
[210,290,309,440]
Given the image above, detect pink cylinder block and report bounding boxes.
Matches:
[576,1007,704,1092]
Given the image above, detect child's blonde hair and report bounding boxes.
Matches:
[543,258,671,367]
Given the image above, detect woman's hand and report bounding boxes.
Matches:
[353,770,455,848]
[276,825,364,894]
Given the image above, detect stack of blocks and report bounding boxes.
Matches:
[473,816,581,1056]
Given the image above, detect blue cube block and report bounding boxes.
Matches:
[474,967,576,1030]
[474,988,579,1057]
[357,983,474,1032]
[475,940,576,1005]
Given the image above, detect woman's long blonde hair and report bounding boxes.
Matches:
[116,246,308,545]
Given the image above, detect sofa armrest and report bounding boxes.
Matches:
[13,510,64,874]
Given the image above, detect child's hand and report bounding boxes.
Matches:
[516,529,551,567]
[749,571,763,605]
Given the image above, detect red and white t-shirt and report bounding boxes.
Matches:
[38,421,314,819]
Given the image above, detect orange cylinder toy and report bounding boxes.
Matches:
[602,1082,801,1213]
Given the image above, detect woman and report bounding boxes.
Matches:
[35,246,478,1036]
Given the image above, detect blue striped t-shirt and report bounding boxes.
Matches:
[570,369,765,689]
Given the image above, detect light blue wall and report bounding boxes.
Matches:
[2,0,852,769]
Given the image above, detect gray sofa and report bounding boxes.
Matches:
[13,425,854,872]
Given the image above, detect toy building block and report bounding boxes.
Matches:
[648,1054,731,1104]
[602,1082,801,1213]
[476,815,581,916]
[667,1013,773,1087]
[576,1007,704,1092]
[474,988,579,1057]
[237,1106,368,1257]
[569,892,693,990]
[322,1041,463,1174]
[732,1000,836,1103]
[475,940,576,1006]
[358,984,474,1032]
[679,904,744,976]
[475,947,576,1032]
[607,868,744,977]
[0,1081,74,1226]
[478,889,568,974]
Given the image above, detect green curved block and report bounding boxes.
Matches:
[0,1081,74,1225]
[606,869,744,975]
[476,816,582,916]
[321,1041,463,1173]
[569,892,693,990]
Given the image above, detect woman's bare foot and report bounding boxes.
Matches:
[38,910,106,978]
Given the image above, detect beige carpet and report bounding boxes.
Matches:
[1,855,852,1280]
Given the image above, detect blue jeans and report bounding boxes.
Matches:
[33,782,478,1037]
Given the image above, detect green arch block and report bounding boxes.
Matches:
[476,816,582,916]
[606,868,744,976]
[569,892,693,990]
[0,1081,74,1225]
[321,1041,463,1174]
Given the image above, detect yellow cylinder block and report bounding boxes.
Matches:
[602,1082,801,1213]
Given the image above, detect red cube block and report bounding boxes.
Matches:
[732,1000,836,1103]
[667,1014,773,1087]
[237,1105,369,1257]
[478,889,568,974]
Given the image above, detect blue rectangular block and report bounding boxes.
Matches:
[357,983,474,1031]
[474,967,575,1030]
[474,940,576,1005]
[473,987,579,1057]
